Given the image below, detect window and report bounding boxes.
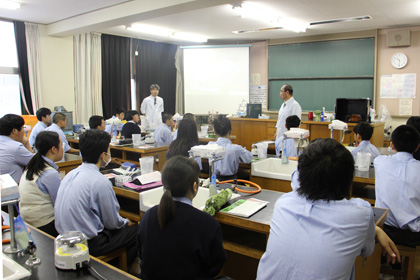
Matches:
[0,20,21,117]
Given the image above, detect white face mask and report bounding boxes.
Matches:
[103,153,111,167]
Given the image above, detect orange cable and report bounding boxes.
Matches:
[217,179,261,194]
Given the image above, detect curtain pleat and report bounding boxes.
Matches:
[133,39,177,114]
[13,20,33,115]
[101,34,131,119]
[25,23,42,111]
[174,46,184,114]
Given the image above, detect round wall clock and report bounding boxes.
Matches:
[391,52,408,69]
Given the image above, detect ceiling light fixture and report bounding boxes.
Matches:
[127,24,172,37]
[231,2,278,22]
[275,18,310,33]
[0,0,21,10]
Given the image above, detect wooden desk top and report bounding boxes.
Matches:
[56,153,82,168]
[68,137,169,153]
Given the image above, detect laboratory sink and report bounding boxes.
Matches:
[3,253,31,280]
[139,186,240,212]
[251,158,298,180]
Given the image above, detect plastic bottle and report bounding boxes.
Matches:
[209,174,218,197]
[321,107,325,122]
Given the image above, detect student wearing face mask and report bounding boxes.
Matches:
[55,129,138,269]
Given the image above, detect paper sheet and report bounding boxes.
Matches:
[250,85,267,109]
[380,73,416,98]
[399,99,413,115]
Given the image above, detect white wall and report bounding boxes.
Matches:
[38,24,75,113]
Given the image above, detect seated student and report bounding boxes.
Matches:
[137,156,226,280]
[19,131,63,237]
[257,138,400,280]
[406,116,420,161]
[89,115,106,130]
[209,115,252,181]
[153,112,173,145]
[29,107,51,147]
[375,125,420,247]
[45,113,79,154]
[275,115,300,157]
[167,118,199,157]
[173,113,195,141]
[55,129,138,266]
[105,107,126,133]
[351,121,381,164]
[121,110,141,139]
[0,114,34,183]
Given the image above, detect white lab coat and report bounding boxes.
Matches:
[140,95,164,129]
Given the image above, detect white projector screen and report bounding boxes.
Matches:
[183,46,249,115]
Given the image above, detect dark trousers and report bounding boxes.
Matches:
[38,220,59,237]
[384,224,420,247]
[216,174,237,182]
[88,225,138,268]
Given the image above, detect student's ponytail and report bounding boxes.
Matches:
[158,188,176,229]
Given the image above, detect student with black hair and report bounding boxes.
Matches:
[19,131,63,237]
[173,112,195,141]
[375,125,420,247]
[29,107,51,146]
[167,118,199,159]
[89,115,105,130]
[209,115,252,181]
[0,114,33,183]
[153,112,173,144]
[105,107,126,133]
[55,129,138,267]
[257,138,400,279]
[406,116,420,160]
[351,121,381,164]
[45,112,79,154]
[275,115,301,157]
[121,110,141,139]
[137,156,226,280]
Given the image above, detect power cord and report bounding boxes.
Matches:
[82,261,107,280]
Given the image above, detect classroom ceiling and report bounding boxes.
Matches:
[1,0,420,44]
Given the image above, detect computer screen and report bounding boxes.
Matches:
[335,98,370,123]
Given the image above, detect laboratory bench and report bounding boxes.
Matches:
[1,214,138,280]
[56,153,82,175]
[108,181,389,280]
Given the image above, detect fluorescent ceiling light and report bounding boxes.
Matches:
[276,18,309,33]
[127,24,172,37]
[171,32,207,43]
[0,0,21,10]
[232,2,279,23]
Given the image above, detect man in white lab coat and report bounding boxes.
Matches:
[275,84,302,139]
[140,84,164,129]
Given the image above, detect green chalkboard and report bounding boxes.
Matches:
[268,38,375,111]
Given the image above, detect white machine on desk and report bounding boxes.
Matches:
[55,231,90,270]
[328,120,350,143]
[282,128,310,162]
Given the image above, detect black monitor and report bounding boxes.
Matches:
[246,103,262,119]
[335,98,370,123]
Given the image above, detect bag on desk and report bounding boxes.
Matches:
[14,205,35,250]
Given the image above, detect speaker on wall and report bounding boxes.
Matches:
[387,30,410,47]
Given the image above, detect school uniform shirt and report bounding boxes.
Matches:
[351,140,381,165]
[121,121,141,139]
[275,97,302,139]
[55,163,128,239]
[140,95,164,129]
[105,116,124,133]
[375,152,420,232]
[275,135,297,157]
[209,137,252,177]
[137,197,227,280]
[45,123,71,152]
[153,123,172,144]
[29,121,47,147]
[257,191,375,280]
[0,135,33,183]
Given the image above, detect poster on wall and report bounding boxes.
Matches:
[380,73,416,98]
[250,85,267,109]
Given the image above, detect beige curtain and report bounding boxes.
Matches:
[25,23,42,111]
[175,46,184,114]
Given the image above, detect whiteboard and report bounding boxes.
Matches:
[183,46,249,115]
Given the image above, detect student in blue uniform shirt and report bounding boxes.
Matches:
[19,131,63,237]
[0,114,34,183]
[257,138,400,280]
[55,129,138,267]
[45,112,79,154]
[209,115,252,181]
[121,110,141,139]
[351,121,381,164]
[105,107,126,133]
[375,125,420,247]
[153,112,173,145]
[275,115,300,158]
[29,107,51,147]
[406,116,420,161]
[89,115,106,130]
[137,156,226,280]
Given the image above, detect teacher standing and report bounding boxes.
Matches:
[275,84,302,139]
[140,84,164,129]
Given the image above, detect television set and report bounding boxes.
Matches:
[246,103,262,119]
[335,98,370,123]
